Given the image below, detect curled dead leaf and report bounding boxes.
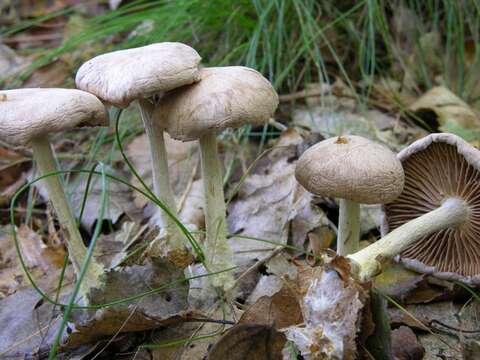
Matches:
[66,258,189,347]
[408,86,480,130]
[207,323,285,360]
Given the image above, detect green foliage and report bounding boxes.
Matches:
[4,0,477,104]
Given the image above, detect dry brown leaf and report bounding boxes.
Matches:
[0,257,190,358]
[240,285,303,329]
[408,86,480,129]
[246,275,284,305]
[0,288,61,358]
[227,130,326,267]
[180,304,242,360]
[266,253,298,280]
[68,166,137,230]
[23,60,70,87]
[418,334,461,360]
[95,222,153,269]
[67,258,189,347]
[389,301,456,330]
[16,225,61,270]
[126,133,198,209]
[464,339,480,360]
[293,106,377,140]
[389,300,480,359]
[374,262,425,300]
[207,323,285,360]
[391,326,424,360]
[0,146,30,206]
[0,225,70,297]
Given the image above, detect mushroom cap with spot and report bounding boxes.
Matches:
[154,66,279,141]
[381,133,480,284]
[75,42,202,108]
[295,135,404,204]
[0,88,108,147]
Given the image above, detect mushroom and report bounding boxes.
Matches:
[154,66,279,289]
[75,42,201,253]
[295,135,405,256]
[349,133,480,283]
[0,88,108,296]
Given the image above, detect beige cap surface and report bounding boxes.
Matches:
[0,88,108,147]
[154,66,279,141]
[382,133,480,284]
[75,42,201,108]
[295,135,404,204]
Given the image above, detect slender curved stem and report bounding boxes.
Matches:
[138,99,183,250]
[337,199,360,255]
[30,137,103,297]
[348,197,470,282]
[199,133,234,290]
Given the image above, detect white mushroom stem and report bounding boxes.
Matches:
[199,132,234,289]
[31,137,103,295]
[348,197,470,282]
[337,199,360,256]
[138,99,183,250]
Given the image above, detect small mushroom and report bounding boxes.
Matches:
[350,133,480,283]
[154,66,279,289]
[76,42,201,253]
[0,88,108,297]
[295,135,404,256]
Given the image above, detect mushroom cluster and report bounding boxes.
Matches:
[295,133,480,284]
[1,40,477,310]
[0,42,278,297]
[76,46,278,290]
[288,133,480,358]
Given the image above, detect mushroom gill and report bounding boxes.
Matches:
[384,141,480,277]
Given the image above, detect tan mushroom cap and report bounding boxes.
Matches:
[0,88,108,147]
[295,135,404,204]
[154,66,279,141]
[382,133,480,284]
[75,42,201,108]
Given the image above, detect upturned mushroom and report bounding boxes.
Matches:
[75,42,201,254]
[154,66,279,289]
[0,88,108,297]
[295,135,404,256]
[350,133,480,283]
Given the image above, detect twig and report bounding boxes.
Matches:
[229,246,284,291]
[268,118,288,131]
[429,319,480,334]
[3,33,64,44]
[279,89,324,102]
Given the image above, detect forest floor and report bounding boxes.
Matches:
[1,1,480,359]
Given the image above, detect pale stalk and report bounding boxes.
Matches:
[138,99,183,250]
[199,132,234,290]
[31,137,103,297]
[348,197,470,282]
[337,199,360,256]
